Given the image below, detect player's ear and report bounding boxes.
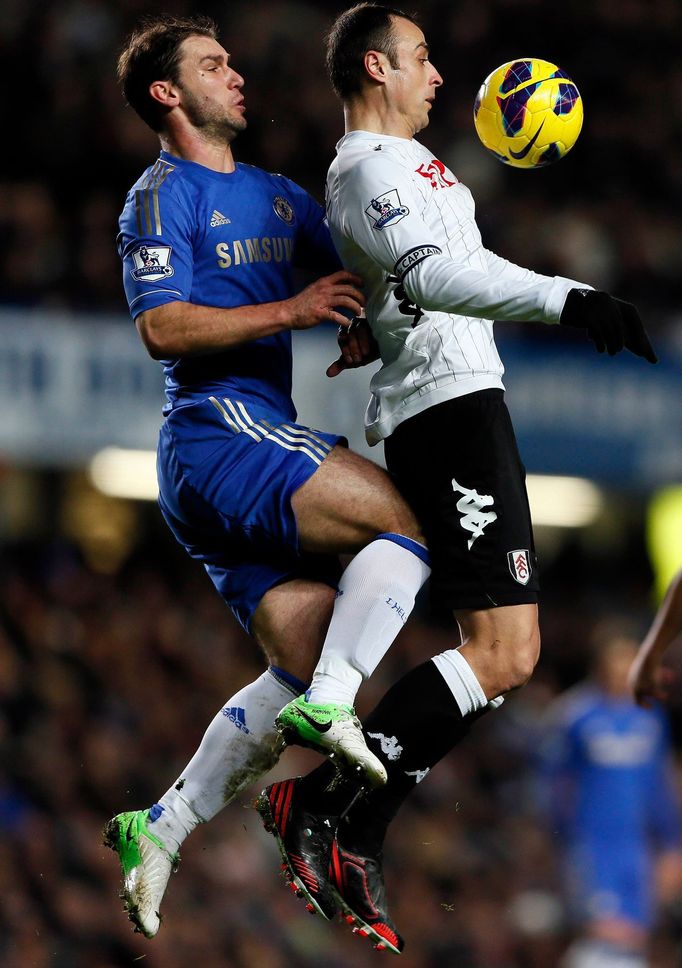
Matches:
[364,50,390,84]
[149,80,179,109]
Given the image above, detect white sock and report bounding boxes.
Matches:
[306,534,430,707]
[146,668,301,851]
[431,648,489,716]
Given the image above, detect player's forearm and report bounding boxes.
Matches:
[638,571,682,660]
[401,249,585,323]
[136,300,292,358]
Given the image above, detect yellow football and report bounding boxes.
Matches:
[473,58,583,169]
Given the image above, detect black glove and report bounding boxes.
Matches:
[559,289,657,363]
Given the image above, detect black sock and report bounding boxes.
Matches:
[297,659,492,853]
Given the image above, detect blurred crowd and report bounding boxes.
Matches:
[1,0,681,334]
[1,520,682,967]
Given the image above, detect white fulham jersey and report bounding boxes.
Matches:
[326,130,589,444]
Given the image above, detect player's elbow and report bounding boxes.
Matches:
[136,307,175,359]
[402,271,452,316]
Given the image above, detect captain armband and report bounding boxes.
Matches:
[393,245,443,282]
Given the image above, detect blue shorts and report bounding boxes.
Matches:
[157,395,345,632]
[565,841,653,928]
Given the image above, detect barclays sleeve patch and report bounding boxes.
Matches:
[364,189,409,230]
[130,245,175,283]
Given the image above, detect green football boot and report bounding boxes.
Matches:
[275,696,387,788]
[103,808,179,938]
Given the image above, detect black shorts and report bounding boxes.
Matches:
[384,390,539,612]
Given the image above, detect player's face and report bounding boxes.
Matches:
[385,17,443,136]
[597,640,639,696]
[175,36,247,141]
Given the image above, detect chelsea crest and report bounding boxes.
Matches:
[273,196,295,225]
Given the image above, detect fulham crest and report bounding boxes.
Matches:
[508,549,532,585]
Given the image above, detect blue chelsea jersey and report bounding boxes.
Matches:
[541,686,681,848]
[118,151,340,416]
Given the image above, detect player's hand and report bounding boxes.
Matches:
[326,317,380,377]
[287,271,364,330]
[559,289,658,363]
[627,651,673,707]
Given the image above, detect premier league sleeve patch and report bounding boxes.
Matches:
[364,189,409,230]
[130,245,175,283]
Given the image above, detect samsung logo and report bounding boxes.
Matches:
[216,237,294,268]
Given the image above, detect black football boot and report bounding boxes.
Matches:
[329,835,404,954]
[256,777,339,920]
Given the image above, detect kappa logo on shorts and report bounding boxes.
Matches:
[368,732,403,761]
[130,245,175,283]
[405,767,430,784]
[508,549,532,585]
[365,189,409,230]
[451,477,498,550]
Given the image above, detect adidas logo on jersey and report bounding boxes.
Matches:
[210,210,231,227]
[221,705,250,732]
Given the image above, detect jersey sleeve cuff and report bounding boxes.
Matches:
[128,288,185,319]
[544,276,595,324]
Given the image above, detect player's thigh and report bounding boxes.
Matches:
[162,398,420,559]
[292,444,423,554]
[251,578,337,684]
[385,390,538,613]
[160,398,350,556]
[157,409,344,635]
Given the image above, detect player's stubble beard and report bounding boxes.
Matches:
[179,84,247,145]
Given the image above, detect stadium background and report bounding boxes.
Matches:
[1,0,682,965]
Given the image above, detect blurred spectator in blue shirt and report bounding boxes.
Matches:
[539,631,682,968]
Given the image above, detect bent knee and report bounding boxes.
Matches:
[383,506,425,546]
[459,608,540,697]
[499,623,541,692]
[367,478,424,545]
[504,641,540,691]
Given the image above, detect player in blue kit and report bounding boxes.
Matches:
[103,15,433,939]
[540,633,682,968]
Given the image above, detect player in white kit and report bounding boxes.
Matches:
[262,3,658,953]
[277,1,656,778]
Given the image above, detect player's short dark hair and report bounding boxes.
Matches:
[326,3,420,100]
[117,15,218,132]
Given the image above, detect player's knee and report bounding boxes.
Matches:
[500,629,541,692]
[382,500,425,545]
[505,647,539,691]
[473,623,540,696]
